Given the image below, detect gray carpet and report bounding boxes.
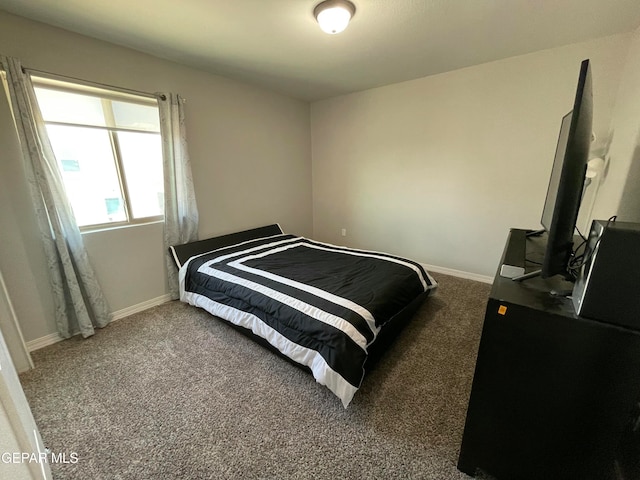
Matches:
[20,273,491,479]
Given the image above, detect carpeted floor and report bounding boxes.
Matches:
[19,273,492,479]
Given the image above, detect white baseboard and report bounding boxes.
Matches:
[25,267,489,353]
[421,263,493,284]
[25,332,63,352]
[110,294,173,322]
[26,294,173,352]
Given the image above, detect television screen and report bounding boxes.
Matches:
[541,112,572,231]
[540,59,593,279]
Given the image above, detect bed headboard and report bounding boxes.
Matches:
[169,223,284,268]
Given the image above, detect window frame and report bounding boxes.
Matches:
[30,75,164,232]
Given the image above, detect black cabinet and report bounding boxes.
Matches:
[458,229,640,480]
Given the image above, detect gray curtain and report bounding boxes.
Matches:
[156,93,199,299]
[2,56,110,338]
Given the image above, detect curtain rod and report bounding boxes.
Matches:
[21,66,166,101]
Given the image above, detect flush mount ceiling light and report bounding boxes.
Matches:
[314,0,356,35]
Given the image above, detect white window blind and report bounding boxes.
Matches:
[32,76,164,230]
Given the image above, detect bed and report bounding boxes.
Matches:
[171,224,438,407]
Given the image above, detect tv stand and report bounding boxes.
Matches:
[458,228,640,480]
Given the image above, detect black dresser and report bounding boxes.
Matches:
[457,229,640,480]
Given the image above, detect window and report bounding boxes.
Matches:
[32,76,164,229]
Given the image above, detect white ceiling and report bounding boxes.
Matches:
[1,0,640,101]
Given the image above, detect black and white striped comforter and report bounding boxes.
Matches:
[179,234,437,407]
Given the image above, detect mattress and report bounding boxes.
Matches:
[179,233,437,406]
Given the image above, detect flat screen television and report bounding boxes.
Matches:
[516,59,593,281]
[541,59,593,278]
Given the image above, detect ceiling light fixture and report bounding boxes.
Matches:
[314,0,356,35]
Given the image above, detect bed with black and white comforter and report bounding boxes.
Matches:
[179,233,437,406]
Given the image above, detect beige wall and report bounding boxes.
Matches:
[0,11,313,342]
[2,8,638,345]
[593,26,640,223]
[311,34,632,278]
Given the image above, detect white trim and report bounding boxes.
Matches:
[109,293,172,321]
[25,333,63,352]
[420,263,493,284]
[26,293,173,352]
[0,268,34,371]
